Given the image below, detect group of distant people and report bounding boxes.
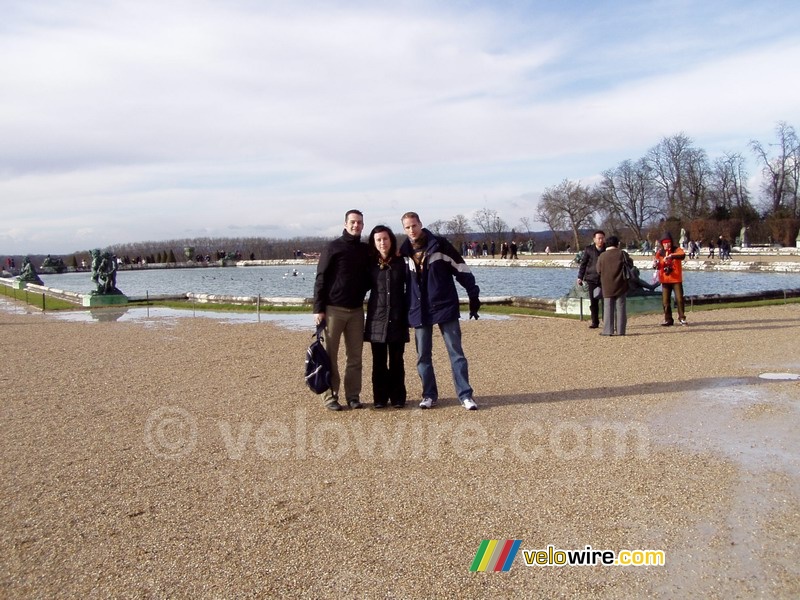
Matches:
[313,210,480,412]
[684,237,732,260]
[459,239,528,259]
[577,230,688,336]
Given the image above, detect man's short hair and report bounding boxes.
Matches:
[345,209,363,220]
[593,230,605,237]
[401,211,420,223]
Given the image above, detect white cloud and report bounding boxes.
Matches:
[1,0,798,253]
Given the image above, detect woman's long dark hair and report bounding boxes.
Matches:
[367,225,397,260]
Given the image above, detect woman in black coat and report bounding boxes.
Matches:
[364,225,409,408]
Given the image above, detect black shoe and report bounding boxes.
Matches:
[348,399,364,409]
[391,402,405,409]
[325,400,343,411]
[588,324,599,329]
[660,321,674,327]
[373,402,387,409]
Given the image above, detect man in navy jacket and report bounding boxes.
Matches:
[399,212,481,410]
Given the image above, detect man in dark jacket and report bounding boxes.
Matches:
[576,230,606,328]
[400,212,481,411]
[313,209,370,411]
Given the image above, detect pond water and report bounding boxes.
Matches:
[37,265,800,299]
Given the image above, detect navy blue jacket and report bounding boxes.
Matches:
[399,229,480,327]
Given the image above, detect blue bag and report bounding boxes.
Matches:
[304,323,331,395]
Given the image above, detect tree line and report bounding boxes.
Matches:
[392,121,800,253]
[535,121,799,250]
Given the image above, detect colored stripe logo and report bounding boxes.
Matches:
[470,539,522,572]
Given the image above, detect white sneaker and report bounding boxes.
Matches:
[679,318,687,326]
[461,398,478,411]
[419,398,437,409]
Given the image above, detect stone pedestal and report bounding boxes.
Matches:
[556,292,662,316]
[82,294,129,308]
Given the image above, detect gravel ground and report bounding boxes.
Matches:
[1,300,799,598]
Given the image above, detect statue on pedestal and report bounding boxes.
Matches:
[90,249,123,295]
[18,257,44,286]
[740,226,749,248]
[41,255,66,273]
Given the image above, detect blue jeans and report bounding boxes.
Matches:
[414,320,473,401]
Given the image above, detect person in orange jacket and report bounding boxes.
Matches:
[653,232,687,326]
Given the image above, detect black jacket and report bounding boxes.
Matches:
[313,230,370,313]
[577,244,605,284]
[364,256,410,344]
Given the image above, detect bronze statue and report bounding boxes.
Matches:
[18,257,45,285]
[41,254,66,272]
[627,266,660,297]
[90,249,122,295]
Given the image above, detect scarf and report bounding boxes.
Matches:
[378,255,392,270]
[410,232,428,270]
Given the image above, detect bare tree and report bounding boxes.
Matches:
[597,158,663,242]
[427,220,446,235]
[536,195,564,250]
[750,121,799,216]
[443,214,470,249]
[538,179,596,251]
[472,208,508,240]
[646,133,697,219]
[518,216,533,238]
[445,214,470,236]
[683,147,711,218]
[709,152,754,218]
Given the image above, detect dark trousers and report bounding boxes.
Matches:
[661,282,686,323]
[586,281,602,326]
[370,342,406,406]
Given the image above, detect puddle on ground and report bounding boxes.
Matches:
[649,373,800,591]
[46,307,317,329]
[651,378,800,475]
[1,298,509,331]
[758,372,800,381]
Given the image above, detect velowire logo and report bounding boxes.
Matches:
[469,539,522,572]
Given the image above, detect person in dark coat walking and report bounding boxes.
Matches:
[576,230,606,328]
[364,225,409,408]
[596,235,632,336]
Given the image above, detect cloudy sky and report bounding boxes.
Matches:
[1,0,798,254]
